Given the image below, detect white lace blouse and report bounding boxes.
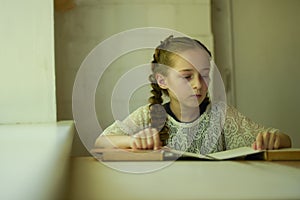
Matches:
[101,103,279,154]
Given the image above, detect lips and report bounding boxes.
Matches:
[191,94,202,98]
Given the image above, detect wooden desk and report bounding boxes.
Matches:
[69,157,300,200]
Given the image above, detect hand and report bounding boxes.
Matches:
[252,132,280,150]
[130,128,162,150]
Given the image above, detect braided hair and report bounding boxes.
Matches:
[148,35,212,145]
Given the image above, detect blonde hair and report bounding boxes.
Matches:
[148,35,212,145]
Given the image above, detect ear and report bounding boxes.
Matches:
[155,73,168,89]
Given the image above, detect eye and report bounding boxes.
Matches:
[182,75,193,80]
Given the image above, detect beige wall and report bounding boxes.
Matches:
[230,0,300,147]
[0,0,56,123]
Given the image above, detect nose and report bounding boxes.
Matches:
[192,74,202,90]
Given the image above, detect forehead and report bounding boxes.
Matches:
[172,49,210,72]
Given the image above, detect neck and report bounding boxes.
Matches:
[169,101,200,123]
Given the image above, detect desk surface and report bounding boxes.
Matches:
[69,157,300,200]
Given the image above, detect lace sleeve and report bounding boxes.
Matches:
[101,105,151,136]
[223,105,280,149]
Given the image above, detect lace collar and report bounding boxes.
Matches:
[163,101,210,121]
[163,102,211,127]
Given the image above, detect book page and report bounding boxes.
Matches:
[208,147,262,160]
[165,149,213,160]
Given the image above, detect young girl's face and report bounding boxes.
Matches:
[161,48,210,108]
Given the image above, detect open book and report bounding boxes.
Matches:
[91,147,300,161]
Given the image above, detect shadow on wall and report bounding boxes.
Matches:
[54,0,76,12]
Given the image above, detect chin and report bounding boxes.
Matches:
[183,100,201,108]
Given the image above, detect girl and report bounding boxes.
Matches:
[95,35,291,154]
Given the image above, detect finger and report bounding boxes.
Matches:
[274,134,280,149]
[268,133,276,150]
[134,136,142,149]
[252,142,257,150]
[256,133,263,150]
[262,132,270,150]
[139,131,147,149]
[152,128,162,150]
[132,133,142,149]
[131,140,137,150]
[145,129,154,149]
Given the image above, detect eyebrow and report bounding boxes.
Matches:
[178,67,210,73]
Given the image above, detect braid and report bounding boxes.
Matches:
[148,82,163,104]
[148,53,169,145]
